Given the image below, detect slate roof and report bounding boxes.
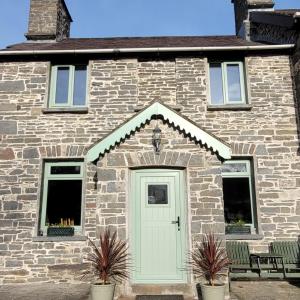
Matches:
[2,36,267,52]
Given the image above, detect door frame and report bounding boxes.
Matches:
[129,168,188,284]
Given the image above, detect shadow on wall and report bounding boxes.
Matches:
[292,45,300,156]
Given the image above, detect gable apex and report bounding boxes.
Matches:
[86,101,232,162]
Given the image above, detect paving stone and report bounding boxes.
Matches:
[230,280,300,300]
[0,283,90,300]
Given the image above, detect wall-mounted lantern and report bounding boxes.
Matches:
[152,125,162,155]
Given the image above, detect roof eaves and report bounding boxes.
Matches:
[0,44,295,56]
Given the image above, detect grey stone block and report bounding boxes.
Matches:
[98,169,116,181]
[5,260,23,268]
[0,121,17,134]
[3,201,18,211]
[0,81,25,92]
[23,148,39,159]
[107,153,126,166]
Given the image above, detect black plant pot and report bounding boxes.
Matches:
[47,227,74,237]
[225,225,251,235]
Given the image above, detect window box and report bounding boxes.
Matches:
[49,65,88,108]
[225,224,251,235]
[209,61,247,106]
[47,226,74,237]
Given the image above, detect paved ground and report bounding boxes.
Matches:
[230,280,300,300]
[0,281,299,299]
[0,283,90,300]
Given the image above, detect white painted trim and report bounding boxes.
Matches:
[0,44,294,56]
[86,101,232,162]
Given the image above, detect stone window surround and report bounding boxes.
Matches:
[48,64,88,108]
[222,159,256,228]
[224,154,263,240]
[205,57,252,110]
[42,61,90,113]
[34,157,87,241]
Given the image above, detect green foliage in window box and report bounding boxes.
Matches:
[225,220,251,235]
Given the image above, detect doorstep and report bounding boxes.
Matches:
[119,284,195,300]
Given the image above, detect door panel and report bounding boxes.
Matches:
[131,169,186,283]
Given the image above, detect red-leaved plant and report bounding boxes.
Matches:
[82,229,129,285]
[189,233,229,286]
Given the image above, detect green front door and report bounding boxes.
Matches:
[131,169,186,283]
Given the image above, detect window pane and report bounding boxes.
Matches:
[50,166,81,175]
[223,178,252,224]
[148,185,168,204]
[46,180,82,226]
[73,66,87,106]
[227,64,242,102]
[221,162,247,173]
[55,67,70,104]
[210,63,224,105]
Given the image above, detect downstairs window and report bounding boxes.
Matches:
[221,160,257,234]
[39,161,84,236]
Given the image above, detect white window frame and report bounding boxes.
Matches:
[209,61,247,105]
[49,65,88,108]
[40,161,84,235]
[222,159,256,232]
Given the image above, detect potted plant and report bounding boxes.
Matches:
[189,233,229,300]
[225,219,251,235]
[82,229,129,300]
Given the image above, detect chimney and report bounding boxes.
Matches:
[231,0,274,39]
[25,0,72,42]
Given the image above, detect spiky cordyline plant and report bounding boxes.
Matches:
[189,233,229,286]
[82,229,129,285]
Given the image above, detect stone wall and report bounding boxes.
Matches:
[0,53,299,285]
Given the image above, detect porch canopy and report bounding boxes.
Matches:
[86,101,231,162]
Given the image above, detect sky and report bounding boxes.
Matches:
[0,0,299,49]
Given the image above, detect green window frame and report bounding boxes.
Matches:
[40,161,84,235]
[209,61,247,105]
[49,65,88,108]
[221,159,257,233]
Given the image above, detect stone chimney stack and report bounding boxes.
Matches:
[231,0,274,39]
[26,0,72,42]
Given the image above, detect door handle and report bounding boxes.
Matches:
[171,216,180,231]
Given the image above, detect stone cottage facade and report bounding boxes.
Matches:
[0,0,299,298]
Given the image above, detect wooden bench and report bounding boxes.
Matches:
[226,241,259,279]
[271,241,300,279]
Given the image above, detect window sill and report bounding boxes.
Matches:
[32,235,87,242]
[225,234,263,240]
[42,107,89,114]
[207,104,252,111]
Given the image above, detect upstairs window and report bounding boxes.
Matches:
[40,161,84,235]
[49,65,87,108]
[209,62,246,105]
[221,160,257,234]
